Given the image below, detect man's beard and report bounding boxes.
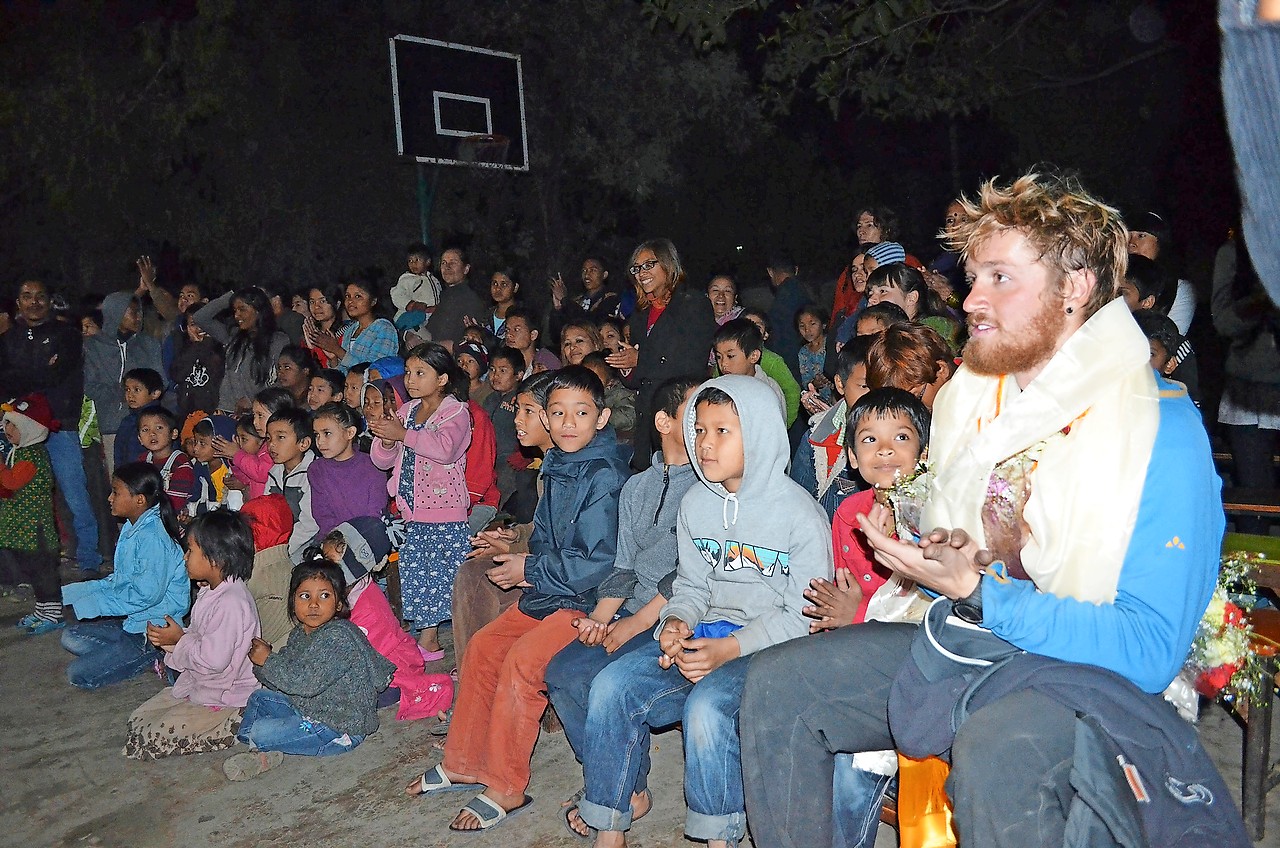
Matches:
[963,296,1066,379]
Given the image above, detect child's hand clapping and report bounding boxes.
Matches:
[248,637,272,666]
[146,615,184,649]
[657,617,692,668]
[368,414,407,446]
[803,570,864,632]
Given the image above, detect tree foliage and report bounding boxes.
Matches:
[644,0,1175,120]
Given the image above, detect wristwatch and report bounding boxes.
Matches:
[951,580,984,625]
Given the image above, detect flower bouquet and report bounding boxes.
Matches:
[872,455,932,543]
[1182,551,1272,702]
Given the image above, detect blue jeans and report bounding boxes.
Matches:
[545,623,654,791]
[236,689,364,756]
[832,755,891,848]
[47,430,101,571]
[61,620,158,689]
[579,641,751,843]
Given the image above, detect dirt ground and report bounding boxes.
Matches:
[2,590,1278,848]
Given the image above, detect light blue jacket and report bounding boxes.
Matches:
[63,505,189,633]
[982,378,1223,693]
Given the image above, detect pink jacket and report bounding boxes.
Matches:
[350,583,453,720]
[166,578,261,708]
[231,442,273,500]
[371,395,471,524]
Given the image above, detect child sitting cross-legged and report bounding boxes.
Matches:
[545,375,703,838]
[800,387,932,848]
[224,558,396,781]
[61,462,189,689]
[405,365,632,834]
[577,375,830,848]
[126,510,261,760]
[314,518,453,722]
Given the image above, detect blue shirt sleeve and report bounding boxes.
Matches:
[981,390,1223,693]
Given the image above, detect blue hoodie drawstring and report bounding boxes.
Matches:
[722,492,739,529]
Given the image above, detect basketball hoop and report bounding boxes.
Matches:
[457,133,510,165]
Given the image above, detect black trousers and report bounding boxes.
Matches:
[6,548,61,603]
[740,624,1089,848]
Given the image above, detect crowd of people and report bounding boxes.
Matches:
[0,168,1263,846]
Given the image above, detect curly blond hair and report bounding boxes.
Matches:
[942,171,1128,319]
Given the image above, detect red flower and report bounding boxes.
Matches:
[1223,602,1245,628]
[1195,662,1241,697]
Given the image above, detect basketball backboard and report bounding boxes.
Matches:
[389,35,529,171]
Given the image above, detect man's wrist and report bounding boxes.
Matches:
[951,578,984,625]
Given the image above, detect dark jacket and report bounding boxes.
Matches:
[1,316,84,427]
[624,286,716,469]
[426,280,485,346]
[169,336,225,419]
[765,275,810,382]
[519,426,632,620]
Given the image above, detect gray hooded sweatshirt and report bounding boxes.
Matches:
[659,375,832,657]
[83,291,163,433]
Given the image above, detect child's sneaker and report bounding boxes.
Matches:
[26,618,65,636]
[14,613,41,630]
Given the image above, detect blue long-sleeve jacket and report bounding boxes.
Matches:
[62,505,189,633]
[981,380,1223,693]
[519,427,631,620]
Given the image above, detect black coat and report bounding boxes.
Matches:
[623,286,716,469]
[1,317,84,426]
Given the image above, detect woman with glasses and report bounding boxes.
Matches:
[605,239,717,471]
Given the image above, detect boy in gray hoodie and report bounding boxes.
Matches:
[84,291,163,472]
[576,375,832,848]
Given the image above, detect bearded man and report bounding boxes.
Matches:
[738,172,1247,847]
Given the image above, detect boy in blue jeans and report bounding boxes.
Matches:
[577,375,831,847]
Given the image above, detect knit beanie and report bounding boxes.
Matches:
[866,241,907,266]
[455,340,489,375]
[331,517,393,585]
[2,394,57,448]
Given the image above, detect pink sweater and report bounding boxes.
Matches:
[231,442,273,500]
[371,396,471,524]
[166,578,261,708]
[350,583,453,720]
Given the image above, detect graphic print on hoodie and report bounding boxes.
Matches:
[660,375,833,657]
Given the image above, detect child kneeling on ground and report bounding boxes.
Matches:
[224,558,395,780]
[126,510,260,760]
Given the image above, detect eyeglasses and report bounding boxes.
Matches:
[629,259,660,276]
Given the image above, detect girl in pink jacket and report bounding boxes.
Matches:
[371,343,473,660]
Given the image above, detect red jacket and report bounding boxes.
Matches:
[466,399,500,509]
[832,488,891,624]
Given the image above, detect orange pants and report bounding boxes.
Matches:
[443,604,581,796]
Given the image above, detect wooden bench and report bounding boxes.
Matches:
[1222,489,1280,518]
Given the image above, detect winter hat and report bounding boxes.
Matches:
[240,493,293,551]
[455,340,489,375]
[208,414,238,442]
[865,241,907,266]
[368,356,405,381]
[331,517,392,584]
[2,394,58,448]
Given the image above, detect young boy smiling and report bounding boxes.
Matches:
[407,365,631,834]
[264,408,317,559]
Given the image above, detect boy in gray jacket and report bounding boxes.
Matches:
[576,375,832,848]
[84,292,163,473]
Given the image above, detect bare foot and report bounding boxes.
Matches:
[565,804,592,838]
[593,830,627,848]
[449,790,527,830]
[631,789,652,822]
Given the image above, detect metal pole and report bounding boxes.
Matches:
[417,161,433,251]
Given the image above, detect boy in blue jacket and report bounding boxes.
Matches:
[404,365,631,833]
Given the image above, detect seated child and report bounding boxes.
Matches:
[483,346,527,519]
[343,363,370,410]
[1134,308,1200,405]
[713,318,797,426]
[865,322,954,410]
[795,305,832,402]
[464,395,500,534]
[452,371,556,664]
[114,368,164,472]
[2,395,64,634]
[61,462,189,689]
[127,510,260,760]
[792,336,874,518]
[582,351,638,439]
[739,307,803,425]
[307,368,345,411]
[576,376,830,848]
[309,402,390,538]
[138,406,196,511]
[264,407,317,558]
[225,559,396,780]
[832,300,909,350]
[405,366,631,834]
[456,340,493,408]
[545,375,702,838]
[801,386,932,848]
[316,519,453,721]
[213,387,294,500]
[240,494,296,647]
[182,412,236,514]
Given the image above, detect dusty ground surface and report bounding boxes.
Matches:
[2,588,1278,848]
